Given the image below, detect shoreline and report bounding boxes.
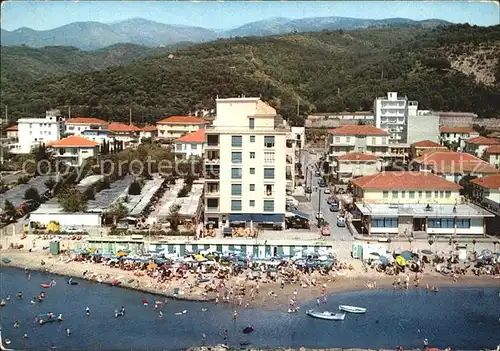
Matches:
[2,249,499,311]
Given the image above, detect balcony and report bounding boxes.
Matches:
[205,184,220,196]
[286,173,293,180]
[205,206,220,213]
[205,172,220,180]
[205,158,220,165]
[54,153,78,158]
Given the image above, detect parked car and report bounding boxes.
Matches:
[65,227,81,233]
[315,171,321,177]
[336,217,346,227]
[330,203,339,212]
[324,188,331,194]
[318,180,326,188]
[315,211,323,220]
[305,187,312,194]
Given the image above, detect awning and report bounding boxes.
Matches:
[251,214,284,223]
[229,214,252,222]
[290,209,310,220]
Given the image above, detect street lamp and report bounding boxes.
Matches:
[317,188,322,228]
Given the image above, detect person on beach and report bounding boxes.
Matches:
[17,292,23,299]
[280,279,285,289]
[223,329,228,341]
[121,306,125,315]
[159,311,163,319]
[86,307,90,316]
[14,321,20,328]
[23,332,28,339]
[114,309,119,318]
[202,333,207,344]
[66,328,71,337]
[316,297,320,306]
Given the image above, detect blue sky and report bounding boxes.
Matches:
[1,1,498,31]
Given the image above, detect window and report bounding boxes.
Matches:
[264,152,275,163]
[334,137,340,143]
[231,200,242,211]
[191,143,198,150]
[250,152,255,159]
[456,219,471,228]
[401,191,406,198]
[440,191,444,198]
[372,137,376,144]
[409,191,415,199]
[265,184,273,196]
[418,191,423,197]
[176,144,182,151]
[231,152,242,163]
[346,137,351,143]
[264,168,275,179]
[231,184,242,196]
[231,168,242,179]
[434,191,439,197]
[383,191,389,199]
[249,118,255,130]
[231,136,242,147]
[426,191,432,198]
[372,218,397,228]
[263,200,274,212]
[249,200,255,207]
[250,167,255,175]
[392,191,398,199]
[250,136,255,143]
[428,218,454,228]
[249,184,255,191]
[264,136,275,148]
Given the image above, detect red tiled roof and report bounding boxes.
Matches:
[140,125,157,132]
[6,124,18,131]
[439,126,474,133]
[484,145,500,154]
[337,152,377,161]
[50,135,98,147]
[413,140,445,148]
[413,151,499,174]
[158,116,206,124]
[175,129,205,143]
[65,117,107,125]
[108,122,140,133]
[352,171,462,190]
[471,174,500,189]
[327,125,388,136]
[465,136,500,145]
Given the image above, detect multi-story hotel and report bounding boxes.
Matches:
[10,109,64,153]
[157,116,207,142]
[374,92,418,143]
[204,97,289,230]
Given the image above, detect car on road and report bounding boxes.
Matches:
[315,171,321,177]
[336,217,346,227]
[305,187,312,194]
[324,188,331,194]
[318,180,326,188]
[65,227,81,233]
[329,203,339,212]
[315,211,323,220]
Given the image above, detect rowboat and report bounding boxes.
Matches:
[40,284,50,288]
[339,305,367,314]
[306,309,346,321]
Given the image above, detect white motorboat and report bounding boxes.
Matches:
[306,309,345,321]
[339,305,367,314]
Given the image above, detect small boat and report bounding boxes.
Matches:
[67,280,78,285]
[339,305,367,314]
[182,310,187,314]
[111,279,120,286]
[1,258,10,264]
[306,310,346,321]
[201,308,208,312]
[38,313,62,325]
[40,284,50,288]
[142,299,148,306]
[240,341,252,346]
[242,326,254,334]
[0,301,5,307]
[198,278,210,283]
[174,312,183,316]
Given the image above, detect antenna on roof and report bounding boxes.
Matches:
[129,108,132,125]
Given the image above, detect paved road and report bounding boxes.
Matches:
[301,150,352,242]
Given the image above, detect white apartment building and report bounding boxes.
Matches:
[407,110,440,145]
[204,97,288,230]
[174,129,205,159]
[327,125,389,169]
[285,132,297,193]
[464,136,500,159]
[50,135,99,166]
[65,117,108,136]
[439,126,479,150]
[483,145,500,168]
[290,127,306,149]
[10,109,64,154]
[374,92,418,143]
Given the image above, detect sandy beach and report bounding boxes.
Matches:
[2,245,499,312]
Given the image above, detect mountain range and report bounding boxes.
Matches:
[0,16,452,50]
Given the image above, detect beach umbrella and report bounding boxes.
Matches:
[421,249,433,255]
[481,249,493,258]
[147,263,158,269]
[400,251,413,261]
[395,255,406,267]
[380,256,389,265]
[117,251,129,257]
[369,252,381,257]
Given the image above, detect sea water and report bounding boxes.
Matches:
[0,267,499,350]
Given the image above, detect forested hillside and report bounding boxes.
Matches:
[1,24,499,125]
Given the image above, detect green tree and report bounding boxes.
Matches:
[58,187,88,212]
[128,180,142,195]
[167,204,182,231]
[3,199,17,218]
[44,177,57,196]
[24,187,41,203]
[107,201,128,225]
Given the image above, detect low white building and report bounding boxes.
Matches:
[333,152,379,183]
[174,129,205,159]
[464,136,500,159]
[290,127,305,149]
[29,203,102,228]
[439,126,479,150]
[65,117,108,136]
[157,116,207,142]
[50,135,99,166]
[5,124,18,142]
[139,126,158,141]
[10,109,64,154]
[483,145,500,168]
